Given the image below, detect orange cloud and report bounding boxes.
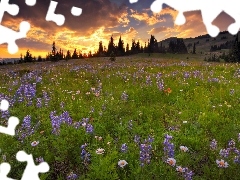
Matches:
[130,9,166,25]
[147,26,169,34]
[118,11,130,27]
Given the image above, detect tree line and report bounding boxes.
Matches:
[13,34,191,63]
[205,32,240,63]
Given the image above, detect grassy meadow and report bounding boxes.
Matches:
[0,55,240,179]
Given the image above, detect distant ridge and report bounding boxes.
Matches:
[158,31,239,53]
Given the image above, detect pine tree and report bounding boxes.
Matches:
[148,35,158,53]
[193,43,196,54]
[131,39,137,54]
[126,43,129,55]
[66,50,71,60]
[72,49,78,59]
[117,36,124,56]
[136,40,140,53]
[24,49,33,62]
[228,32,240,62]
[107,36,116,56]
[98,41,104,56]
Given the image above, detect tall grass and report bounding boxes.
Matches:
[0,57,240,179]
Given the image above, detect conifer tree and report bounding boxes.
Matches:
[192,43,196,54]
[117,36,125,56]
[66,50,71,60]
[98,41,104,56]
[126,43,129,55]
[24,49,33,62]
[107,36,116,56]
[72,48,78,59]
[228,32,240,62]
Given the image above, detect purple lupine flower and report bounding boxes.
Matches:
[134,135,140,144]
[146,75,152,85]
[156,72,162,80]
[210,139,217,150]
[219,148,230,158]
[36,157,44,163]
[21,115,31,131]
[209,78,219,83]
[233,148,240,155]
[73,122,81,129]
[147,136,154,143]
[50,111,61,135]
[121,143,128,153]
[139,143,152,166]
[157,79,164,91]
[234,156,240,164]
[238,133,240,142]
[183,72,190,79]
[228,139,236,149]
[36,98,42,108]
[16,115,39,142]
[86,124,94,134]
[61,111,72,125]
[36,76,42,83]
[80,144,90,165]
[163,134,174,158]
[121,91,128,101]
[183,168,194,180]
[43,91,50,106]
[67,172,78,180]
[1,110,10,120]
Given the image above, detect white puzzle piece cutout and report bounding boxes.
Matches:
[0,163,16,180]
[46,0,82,26]
[16,151,50,180]
[133,0,240,37]
[0,0,36,54]
[0,100,19,136]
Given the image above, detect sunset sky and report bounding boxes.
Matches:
[0,0,236,58]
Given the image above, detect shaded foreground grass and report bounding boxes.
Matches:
[0,57,240,179]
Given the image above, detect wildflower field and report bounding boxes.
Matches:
[1,56,240,179]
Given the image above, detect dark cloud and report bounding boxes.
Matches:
[148,26,168,34]
[15,38,52,51]
[3,0,128,35]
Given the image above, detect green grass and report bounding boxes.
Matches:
[0,56,240,179]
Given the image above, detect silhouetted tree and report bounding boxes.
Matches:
[131,39,138,54]
[79,51,83,58]
[98,41,104,56]
[37,55,42,62]
[148,35,158,54]
[66,50,71,60]
[24,49,33,62]
[50,41,60,61]
[20,53,23,63]
[72,49,78,59]
[193,43,196,54]
[126,43,130,55]
[168,38,188,54]
[136,40,141,53]
[88,51,92,58]
[228,32,240,62]
[117,36,125,56]
[107,36,116,56]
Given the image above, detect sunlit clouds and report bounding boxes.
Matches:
[0,0,235,58]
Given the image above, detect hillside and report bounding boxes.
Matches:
[158,31,238,54]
